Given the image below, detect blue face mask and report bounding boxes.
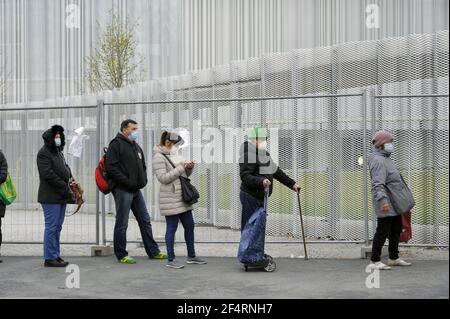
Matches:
[130,131,138,141]
[55,138,62,147]
[384,143,394,154]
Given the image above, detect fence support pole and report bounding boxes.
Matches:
[98,100,107,246]
[102,184,106,245]
[370,89,377,239]
[91,99,113,256]
[95,100,102,246]
[362,90,370,246]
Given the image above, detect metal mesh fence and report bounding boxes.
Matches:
[372,94,449,246]
[0,31,448,246]
[369,31,449,246]
[0,97,98,244]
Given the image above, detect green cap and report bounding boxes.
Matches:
[248,127,268,140]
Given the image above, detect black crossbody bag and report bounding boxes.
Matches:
[161,154,199,205]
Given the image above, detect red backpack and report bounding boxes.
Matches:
[95,147,112,194]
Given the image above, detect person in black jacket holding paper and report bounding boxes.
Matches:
[105,119,167,264]
[37,125,74,267]
[239,127,301,230]
[0,150,8,263]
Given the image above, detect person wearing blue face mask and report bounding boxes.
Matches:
[130,130,139,142]
[36,125,75,267]
[368,130,413,270]
[105,119,167,264]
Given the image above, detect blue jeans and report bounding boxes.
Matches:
[112,189,160,260]
[240,191,264,231]
[42,203,66,260]
[165,210,196,262]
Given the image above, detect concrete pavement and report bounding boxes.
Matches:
[0,257,448,299]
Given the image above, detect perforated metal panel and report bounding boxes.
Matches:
[372,31,449,246]
[1,31,448,247]
[100,31,448,246]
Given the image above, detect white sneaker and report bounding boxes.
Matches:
[368,261,392,270]
[387,258,412,267]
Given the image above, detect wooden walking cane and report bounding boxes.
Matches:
[296,190,308,260]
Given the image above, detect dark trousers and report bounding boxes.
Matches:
[371,215,402,262]
[112,189,160,260]
[240,191,264,231]
[165,210,196,261]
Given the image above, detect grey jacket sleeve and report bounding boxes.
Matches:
[369,159,389,203]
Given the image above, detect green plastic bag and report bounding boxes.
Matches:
[0,175,17,205]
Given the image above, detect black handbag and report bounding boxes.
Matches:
[162,154,199,205]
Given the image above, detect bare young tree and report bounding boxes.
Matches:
[84,12,144,93]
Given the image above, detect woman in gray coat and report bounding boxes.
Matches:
[368,130,412,270]
[153,131,206,269]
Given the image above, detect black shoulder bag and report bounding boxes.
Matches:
[161,154,199,205]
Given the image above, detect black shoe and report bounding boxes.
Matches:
[44,259,67,267]
[56,257,69,266]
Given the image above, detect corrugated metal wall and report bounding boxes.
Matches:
[182,0,449,71]
[0,0,183,103]
[1,0,448,103]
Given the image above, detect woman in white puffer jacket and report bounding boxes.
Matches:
[152,131,206,269]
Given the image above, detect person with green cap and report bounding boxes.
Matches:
[239,127,301,229]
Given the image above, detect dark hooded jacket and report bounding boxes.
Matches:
[36,125,74,204]
[239,141,296,200]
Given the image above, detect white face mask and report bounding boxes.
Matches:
[384,143,394,154]
[258,140,267,150]
[170,145,179,154]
